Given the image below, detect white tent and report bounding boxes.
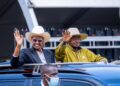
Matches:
[30,0,120,8]
[18,0,120,31]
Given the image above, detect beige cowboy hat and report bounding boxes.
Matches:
[67,27,88,40]
[25,26,51,43]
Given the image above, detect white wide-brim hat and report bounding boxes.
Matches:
[25,26,51,43]
[68,27,88,40]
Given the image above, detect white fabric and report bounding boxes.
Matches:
[41,80,44,86]
[96,61,106,64]
[36,51,47,63]
[12,55,18,57]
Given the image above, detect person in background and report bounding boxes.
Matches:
[55,27,108,63]
[40,64,59,86]
[11,26,55,67]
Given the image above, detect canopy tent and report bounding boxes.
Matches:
[30,0,120,8]
[18,0,120,30]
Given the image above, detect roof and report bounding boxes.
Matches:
[0,63,120,85]
[59,64,120,80]
[0,0,119,28]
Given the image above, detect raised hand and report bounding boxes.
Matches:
[14,28,24,46]
[62,30,71,42]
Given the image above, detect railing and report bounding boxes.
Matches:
[44,36,120,49]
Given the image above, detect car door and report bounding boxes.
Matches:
[60,79,102,86]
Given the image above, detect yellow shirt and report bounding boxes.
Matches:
[55,44,107,62]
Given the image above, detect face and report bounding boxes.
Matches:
[69,36,81,48]
[45,66,58,78]
[43,66,59,86]
[31,36,44,50]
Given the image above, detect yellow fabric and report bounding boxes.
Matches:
[55,44,107,62]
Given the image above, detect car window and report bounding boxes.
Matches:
[0,81,24,86]
[109,84,120,86]
[60,79,97,86]
[0,79,25,86]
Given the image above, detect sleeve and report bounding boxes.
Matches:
[10,49,26,67]
[85,48,108,62]
[55,44,66,62]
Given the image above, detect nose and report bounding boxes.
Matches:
[35,40,40,43]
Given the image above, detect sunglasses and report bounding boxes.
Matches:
[32,39,43,42]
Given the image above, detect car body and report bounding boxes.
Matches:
[0,63,120,86]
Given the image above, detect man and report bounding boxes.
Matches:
[11,26,55,67]
[40,64,59,86]
[55,27,107,63]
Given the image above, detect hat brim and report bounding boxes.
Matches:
[70,33,88,40]
[25,32,51,43]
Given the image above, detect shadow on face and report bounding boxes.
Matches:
[31,36,45,50]
[69,36,81,48]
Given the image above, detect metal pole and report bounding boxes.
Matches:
[18,0,39,32]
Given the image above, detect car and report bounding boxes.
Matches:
[0,63,120,86]
[111,60,120,65]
